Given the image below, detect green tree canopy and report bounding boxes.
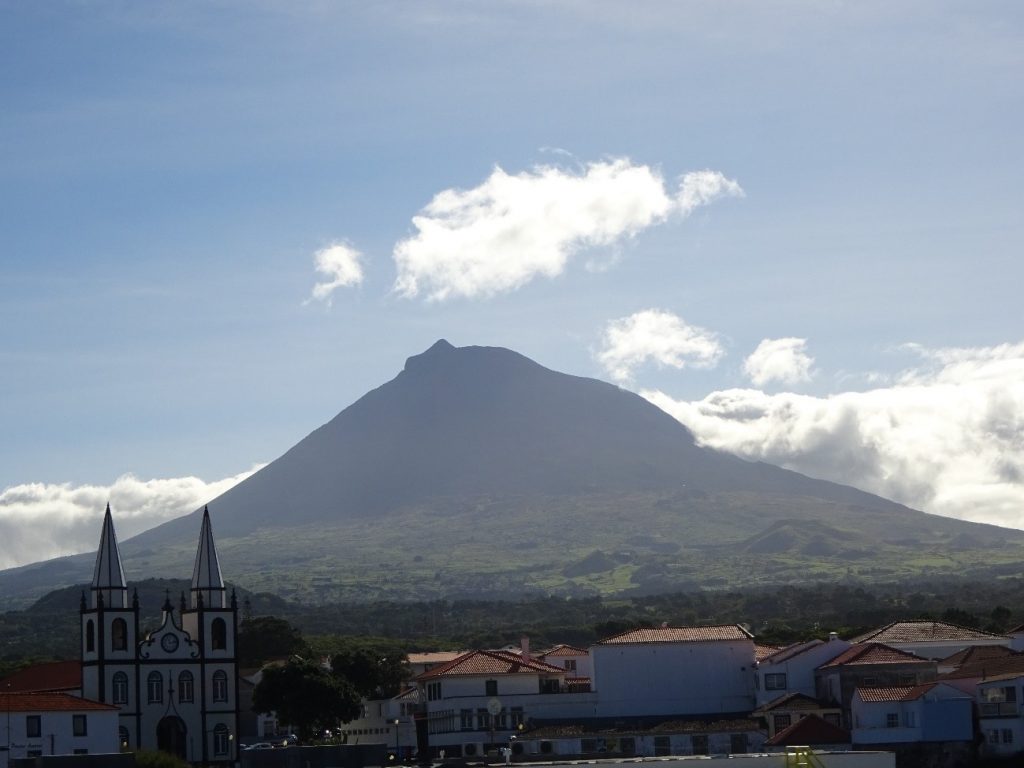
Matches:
[329,640,412,699]
[237,616,308,667]
[252,658,362,741]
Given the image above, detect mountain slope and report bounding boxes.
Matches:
[3,340,1024,609]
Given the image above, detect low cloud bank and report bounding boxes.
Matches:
[0,466,263,569]
[645,342,1024,528]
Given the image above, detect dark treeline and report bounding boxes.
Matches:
[3,577,1023,675]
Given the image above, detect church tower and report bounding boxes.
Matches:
[80,504,141,750]
[81,505,238,765]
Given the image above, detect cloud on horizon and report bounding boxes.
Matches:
[309,242,365,304]
[644,341,1024,529]
[597,308,724,383]
[0,466,263,570]
[744,337,814,386]
[393,160,742,301]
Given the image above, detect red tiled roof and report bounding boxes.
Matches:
[856,684,940,703]
[755,692,830,714]
[941,645,1017,668]
[0,692,117,713]
[541,644,589,657]
[819,642,929,668]
[852,621,1002,644]
[756,643,785,662]
[598,625,753,644]
[939,654,1024,681]
[0,660,81,693]
[765,714,850,747]
[415,649,565,680]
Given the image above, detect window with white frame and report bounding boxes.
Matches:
[212,670,228,702]
[179,671,194,703]
[886,713,899,729]
[213,724,230,755]
[112,672,129,705]
[147,671,163,703]
[764,673,787,690]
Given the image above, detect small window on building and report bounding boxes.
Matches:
[510,707,524,727]
[211,618,227,651]
[111,618,128,651]
[26,715,41,738]
[112,672,129,705]
[476,709,490,731]
[564,659,577,672]
[861,676,878,686]
[1003,729,1014,744]
[86,620,95,653]
[119,726,130,749]
[148,671,163,703]
[886,713,899,728]
[212,670,228,702]
[824,713,841,726]
[213,724,230,755]
[485,679,498,696]
[73,748,89,755]
[764,673,787,690]
[654,736,671,756]
[773,714,791,732]
[989,730,1000,744]
[73,714,88,737]
[427,682,441,701]
[179,671,194,703]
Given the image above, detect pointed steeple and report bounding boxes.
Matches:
[91,503,128,608]
[190,506,226,609]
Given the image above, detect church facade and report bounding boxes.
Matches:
[80,505,239,765]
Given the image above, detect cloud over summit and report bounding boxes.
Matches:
[392,160,742,301]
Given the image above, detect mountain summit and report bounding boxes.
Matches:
[4,340,1024,608]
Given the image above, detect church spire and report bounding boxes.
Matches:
[190,506,226,609]
[91,503,128,608]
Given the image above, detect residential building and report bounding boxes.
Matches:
[763,714,851,750]
[816,643,936,727]
[1,692,119,766]
[753,692,842,739]
[755,634,850,707]
[852,621,1009,660]
[977,672,1024,757]
[591,625,755,717]
[851,683,973,745]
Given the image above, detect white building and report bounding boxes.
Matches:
[851,683,973,745]
[977,672,1024,757]
[591,625,756,717]
[755,634,850,707]
[1,691,120,766]
[80,505,239,765]
[852,621,1009,660]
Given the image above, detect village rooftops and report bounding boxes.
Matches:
[937,652,1024,681]
[0,692,118,712]
[940,644,1018,668]
[855,683,946,702]
[818,642,929,668]
[0,660,82,693]
[753,692,828,714]
[540,644,589,657]
[764,714,850,747]
[414,649,565,680]
[596,625,753,644]
[852,620,1004,644]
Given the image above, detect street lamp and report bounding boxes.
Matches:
[390,718,400,762]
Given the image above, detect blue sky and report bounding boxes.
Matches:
[2,2,1023,566]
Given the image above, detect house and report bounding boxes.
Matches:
[80,504,239,765]
[1,691,120,765]
[977,672,1024,757]
[414,648,595,757]
[338,688,419,759]
[0,661,83,697]
[753,692,842,739]
[852,621,1009,660]
[851,683,973,745]
[537,644,592,685]
[936,650,1024,697]
[755,633,850,706]
[764,713,851,750]
[590,625,755,717]
[937,644,1019,675]
[407,651,467,678]
[816,642,936,726]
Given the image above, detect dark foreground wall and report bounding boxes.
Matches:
[241,743,389,768]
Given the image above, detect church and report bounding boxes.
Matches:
[81,504,239,765]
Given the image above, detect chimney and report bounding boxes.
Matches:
[520,636,530,660]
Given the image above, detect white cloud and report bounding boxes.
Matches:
[393,159,742,301]
[0,466,262,569]
[744,337,814,386]
[597,309,724,383]
[643,341,1024,528]
[309,242,364,304]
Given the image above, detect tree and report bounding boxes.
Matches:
[330,641,411,699]
[252,658,362,741]
[237,616,307,667]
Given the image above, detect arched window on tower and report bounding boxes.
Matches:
[212,670,228,702]
[86,620,95,652]
[147,671,163,704]
[211,617,227,651]
[111,618,127,651]
[178,671,194,703]
[112,672,129,705]
[213,723,230,755]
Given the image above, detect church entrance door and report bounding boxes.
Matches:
[157,715,187,759]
